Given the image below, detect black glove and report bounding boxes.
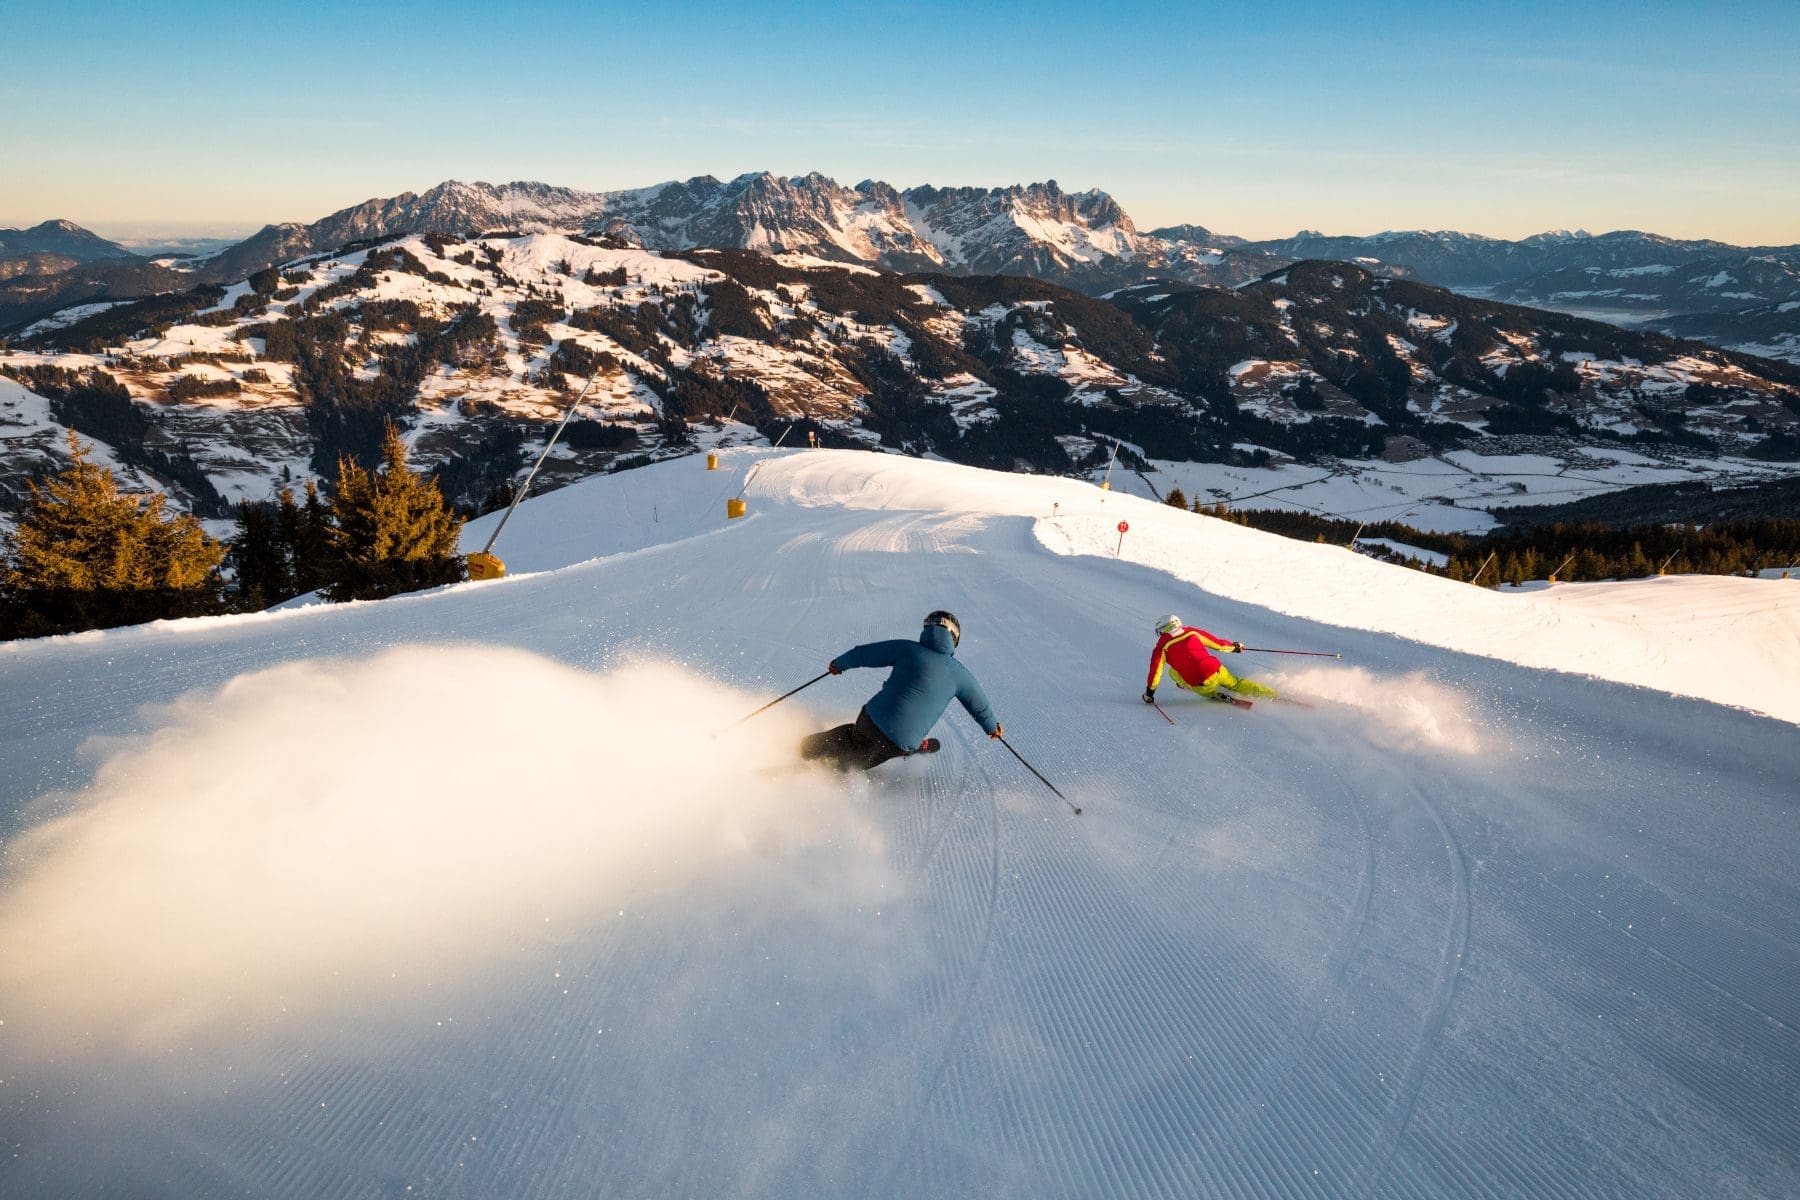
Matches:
[1142,688,1156,704]
[1231,642,1244,653]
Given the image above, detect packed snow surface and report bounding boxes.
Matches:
[1,449,1796,1198]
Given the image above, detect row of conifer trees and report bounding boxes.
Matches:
[0,423,465,641]
[1159,487,1800,583]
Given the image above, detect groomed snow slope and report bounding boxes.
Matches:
[1,450,1796,1199]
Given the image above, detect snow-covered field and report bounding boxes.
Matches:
[1,450,1796,1198]
[1119,449,1790,534]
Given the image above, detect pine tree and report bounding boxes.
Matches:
[323,422,465,601]
[232,498,291,607]
[1,431,224,638]
[287,482,336,596]
[1164,487,1188,510]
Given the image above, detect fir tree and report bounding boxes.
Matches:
[231,498,291,607]
[323,422,465,601]
[285,483,337,596]
[1164,487,1189,510]
[1,431,224,638]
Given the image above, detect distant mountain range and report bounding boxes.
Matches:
[2,230,1795,532]
[3,175,1798,361]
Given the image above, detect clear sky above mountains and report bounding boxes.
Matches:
[4,0,1796,244]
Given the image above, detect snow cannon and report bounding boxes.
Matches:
[707,452,718,470]
[463,367,606,584]
[466,551,506,581]
[728,462,762,520]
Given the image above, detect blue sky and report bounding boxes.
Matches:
[3,0,1796,243]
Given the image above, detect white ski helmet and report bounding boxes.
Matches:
[1155,614,1182,635]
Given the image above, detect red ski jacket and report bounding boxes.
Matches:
[1147,626,1235,690]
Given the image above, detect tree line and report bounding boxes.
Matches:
[1,423,466,640]
[1158,489,1800,583]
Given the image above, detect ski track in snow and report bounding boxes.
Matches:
[1,451,1797,1198]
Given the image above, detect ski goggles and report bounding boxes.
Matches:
[924,611,961,646]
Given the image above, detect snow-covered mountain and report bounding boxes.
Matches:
[7,184,1797,361]
[1236,229,1800,362]
[3,233,1796,537]
[1239,228,1761,289]
[0,219,135,262]
[2,176,1235,332]
[2,447,1796,1197]
[209,174,1211,287]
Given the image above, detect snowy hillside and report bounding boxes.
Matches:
[2,449,1795,1198]
[4,232,1796,537]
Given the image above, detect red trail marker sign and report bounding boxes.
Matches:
[1116,520,1129,557]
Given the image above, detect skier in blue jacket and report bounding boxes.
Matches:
[801,610,1003,772]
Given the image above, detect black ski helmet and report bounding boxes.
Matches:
[924,610,961,646]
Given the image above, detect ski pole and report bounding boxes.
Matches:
[1237,647,1342,659]
[1152,700,1175,725]
[998,736,1081,816]
[722,671,830,732]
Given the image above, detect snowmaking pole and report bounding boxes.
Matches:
[742,423,798,496]
[1470,550,1497,587]
[998,736,1081,816]
[728,424,799,518]
[1100,437,1121,492]
[466,368,604,579]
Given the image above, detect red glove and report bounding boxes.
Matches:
[990,724,1004,740]
[828,662,843,675]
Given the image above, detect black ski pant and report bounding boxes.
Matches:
[800,707,907,773]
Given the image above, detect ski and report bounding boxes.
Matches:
[1211,693,1254,710]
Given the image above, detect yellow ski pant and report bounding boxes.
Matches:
[1176,664,1278,701]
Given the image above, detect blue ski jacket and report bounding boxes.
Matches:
[832,624,998,751]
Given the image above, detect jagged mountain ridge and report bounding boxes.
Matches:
[4,176,1241,333]
[213,174,1214,283]
[7,180,1797,361]
[2,233,1795,536]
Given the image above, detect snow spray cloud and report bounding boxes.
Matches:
[0,647,885,1057]
[1274,666,1488,755]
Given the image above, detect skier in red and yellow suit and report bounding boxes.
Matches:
[1143,614,1278,704]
